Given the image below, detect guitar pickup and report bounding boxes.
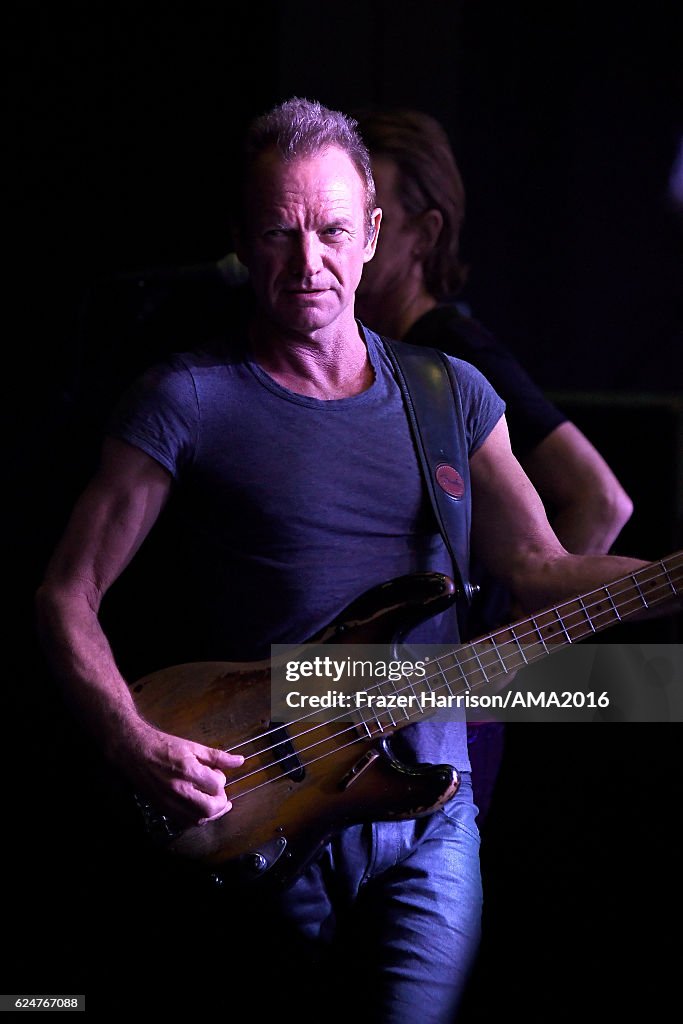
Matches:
[269,722,305,781]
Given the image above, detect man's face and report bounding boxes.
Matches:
[356,155,421,308]
[238,145,380,335]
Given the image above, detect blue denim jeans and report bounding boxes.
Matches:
[273,772,483,1023]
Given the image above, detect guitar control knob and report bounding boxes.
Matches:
[247,853,268,874]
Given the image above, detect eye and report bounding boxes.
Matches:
[321,225,345,238]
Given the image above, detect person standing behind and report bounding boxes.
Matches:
[354,107,634,824]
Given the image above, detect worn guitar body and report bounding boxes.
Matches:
[131,572,461,889]
[131,550,682,889]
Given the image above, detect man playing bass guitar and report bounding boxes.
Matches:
[35,97,681,1023]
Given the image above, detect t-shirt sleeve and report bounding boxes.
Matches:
[445,355,507,455]
[105,356,199,478]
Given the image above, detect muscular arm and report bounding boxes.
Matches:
[521,420,633,555]
[470,417,664,613]
[35,436,243,825]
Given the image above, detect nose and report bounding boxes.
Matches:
[289,231,324,277]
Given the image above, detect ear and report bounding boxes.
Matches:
[416,208,443,255]
[362,207,383,263]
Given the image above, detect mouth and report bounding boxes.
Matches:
[284,288,329,304]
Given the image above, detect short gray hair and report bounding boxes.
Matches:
[238,97,376,239]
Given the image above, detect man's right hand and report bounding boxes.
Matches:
[119,722,245,828]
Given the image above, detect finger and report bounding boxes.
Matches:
[190,764,228,797]
[198,800,233,826]
[198,745,245,771]
[172,779,230,822]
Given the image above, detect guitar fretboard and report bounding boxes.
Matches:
[345,552,683,737]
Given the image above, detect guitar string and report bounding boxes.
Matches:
[220,570,681,801]
[225,552,683,761]
[224,558,681,759]
[226,592,657,802]
[224,567,681,784]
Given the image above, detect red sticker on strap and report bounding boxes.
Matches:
[435,463,465,499]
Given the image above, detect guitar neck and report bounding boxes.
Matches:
[354,551,683,735]
[450,550,681,690]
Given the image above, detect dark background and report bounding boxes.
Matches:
[6,2,682,1019]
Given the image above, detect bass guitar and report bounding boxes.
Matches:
[131,551,682,889]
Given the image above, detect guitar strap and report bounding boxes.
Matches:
[384,337,476,629]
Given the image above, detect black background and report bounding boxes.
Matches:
[6,2,683,1019]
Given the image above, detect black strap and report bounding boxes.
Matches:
[384,337,474,613]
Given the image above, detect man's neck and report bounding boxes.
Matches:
[248,314,375,400]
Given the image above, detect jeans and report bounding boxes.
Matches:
[270,772,483,1023]
[113,776,482,1020]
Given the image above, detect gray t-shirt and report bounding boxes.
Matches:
[108,323,505,769]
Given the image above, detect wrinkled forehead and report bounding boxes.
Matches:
[243,144,369,216]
